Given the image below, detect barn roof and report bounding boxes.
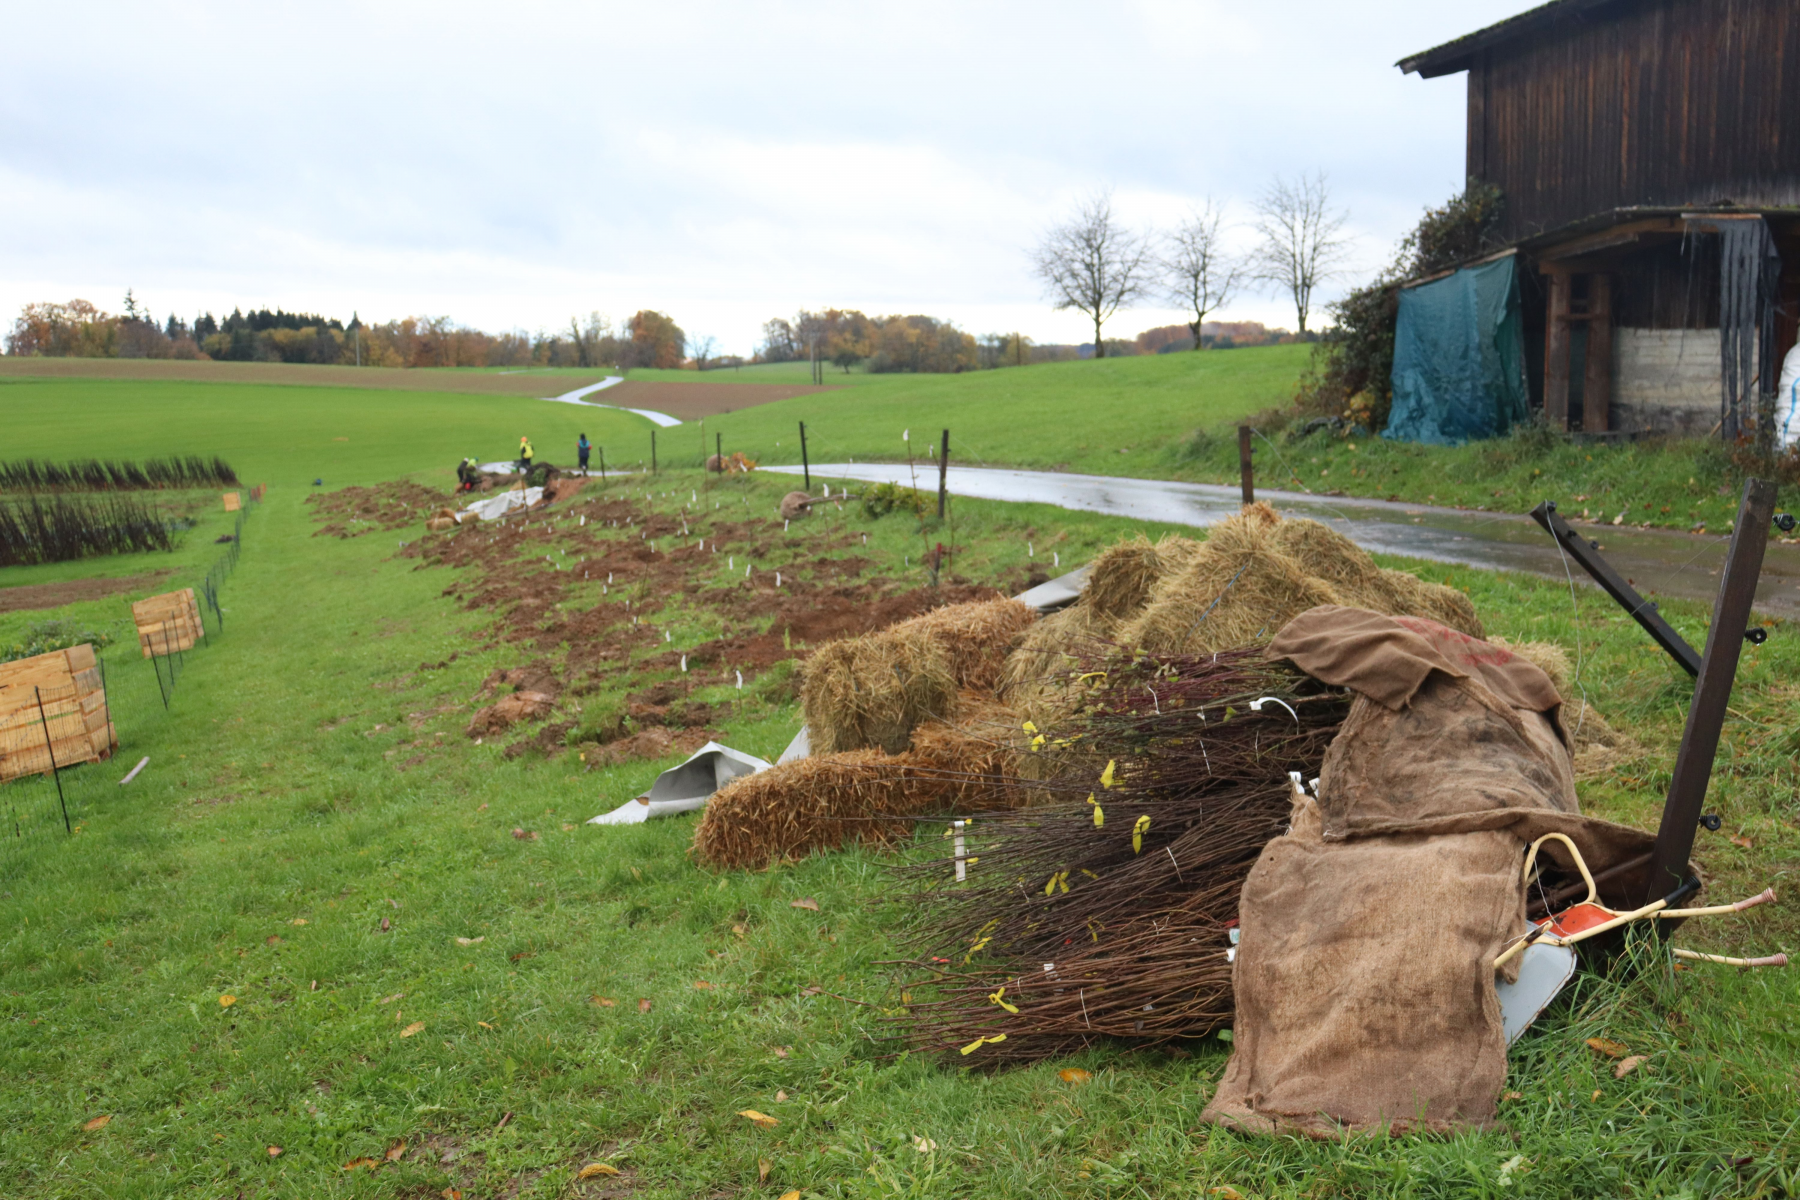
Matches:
[1397,0,1636,78]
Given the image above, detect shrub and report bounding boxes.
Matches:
[1295,180,1506,434]
[861,481,928,520]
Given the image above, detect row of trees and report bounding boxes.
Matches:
[5,299,693,371]
[758,310,980,374]
[1033,174,1351,356]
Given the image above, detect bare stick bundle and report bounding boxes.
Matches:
[885,647,1352,1062]
[801,598,1036,753]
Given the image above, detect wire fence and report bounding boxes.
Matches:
[0,485,261,870]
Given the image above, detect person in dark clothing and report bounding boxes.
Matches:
[577,433,591,474]
[456,457,479,492]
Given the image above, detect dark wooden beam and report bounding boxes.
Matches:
[1583,274,1612,434]
[1529,501,1701,676]
[1544,271,1572,429]
[1536,217,1684,262]
[1644,479,1778,903]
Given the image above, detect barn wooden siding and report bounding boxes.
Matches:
[1466,0,1800,244]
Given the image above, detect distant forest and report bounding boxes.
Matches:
[4,293,1300,374]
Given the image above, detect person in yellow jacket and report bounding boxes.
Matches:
[517,435,535,476]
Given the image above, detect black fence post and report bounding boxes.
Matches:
[599,448,606,482]
[1645,478,1778,905]
[1238,426,1255,506]
[715,433,722,472]
[651,429,657,475]
[33,686,70,834]
[938,429,949,519]
[799,422,811,491]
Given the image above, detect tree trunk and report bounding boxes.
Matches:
[1188,318,1204,350]
[1093,314,1105,358]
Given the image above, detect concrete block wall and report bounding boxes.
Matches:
[1613,327,1719,436]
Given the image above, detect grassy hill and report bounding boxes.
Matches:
[0,370,1796,1196]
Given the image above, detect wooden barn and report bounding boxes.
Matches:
[1397,0,1799,440]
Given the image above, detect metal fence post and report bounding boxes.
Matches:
[1644,478,1778,904]
[33,686,70,834]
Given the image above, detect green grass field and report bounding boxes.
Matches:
[1,367,1797,1198]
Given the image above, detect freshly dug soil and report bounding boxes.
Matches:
[316,477,1003,766]
[0,570,174,613]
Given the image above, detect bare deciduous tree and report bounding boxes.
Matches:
[1163,201,1243,350]
[1033,191,1152,358]
[690,334,717,370]
[1251,172,1351,334]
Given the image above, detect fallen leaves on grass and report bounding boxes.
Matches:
[382,993,404,1004]
[790,897,820,911]
[344,1157,380,1170]
[578,1163,621,1179]
[265,935,282,945]
[738,1110,779,1129]
[775,1090,787,1102]
[267,1145,282,1157]
[1586,1037,1630,1059]
[1731,835,1754,849]
[591,996,615,1007]
[1208,1188,1244,1200]
[400,1021,425,1038]
[694,980,713,990]
[385,1140,406,1161]
[218,995,236,1008]
[779,1193,800,1200]
[732,924,747,939]
[478,1021,494,1029]
[1591,1088,1603,1101]
[562,823,576,832]
[1502,1091,1523,1101]
[759,1158,772,1182]
[1058,1068,1093,1084]
[379,916,391,933]
[1615,1055,1649,1079]
[772,1046,791,1058]
[512,828,539,841]
[456,936,484,946]
[82,1115,111,1132]
[638,998,652,1013]
[290,918,307,926]
[912,1135,937,1153]
[442,1191,463,1200]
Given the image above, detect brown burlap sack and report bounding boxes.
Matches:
[1202,605,1659,1138]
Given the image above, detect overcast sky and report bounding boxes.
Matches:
[1,1,1528,356]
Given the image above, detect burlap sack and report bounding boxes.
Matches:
[1202,606,1659,1138]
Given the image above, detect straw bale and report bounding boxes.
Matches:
[1376,570,1484,638]
[801,598,1035,754]
[902,693,1028,813]
[693,696,1030,870]
[1083,535,1201,623]
[693,750,910,870]
[1116,512,1343,654]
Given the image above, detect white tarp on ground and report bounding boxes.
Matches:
[460,487,543,522]
[586,741,772,825]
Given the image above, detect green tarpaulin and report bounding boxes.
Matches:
[1383,255,1529,445]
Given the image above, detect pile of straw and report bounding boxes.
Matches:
[801,598,1036,754]
[1002,506,1480,722]
[693,695,1027,871]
